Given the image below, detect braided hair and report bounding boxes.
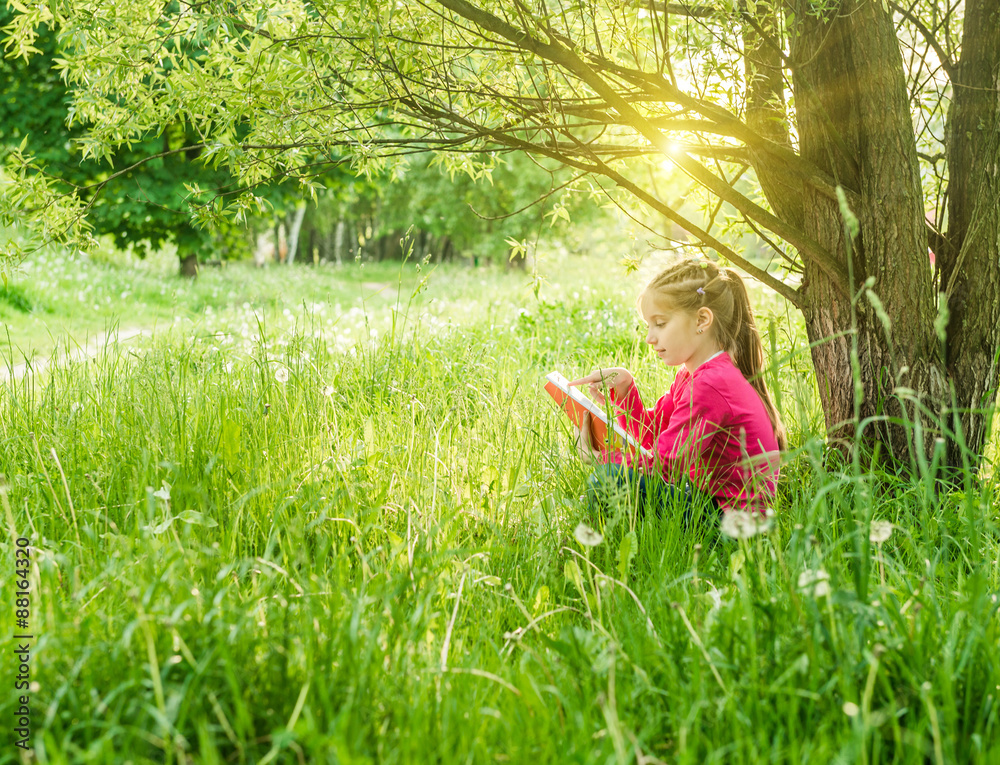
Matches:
[641,258,787,450]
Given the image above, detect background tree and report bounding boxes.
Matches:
[0,6,269,276]
[3,0,997,466]
[301,152,604,266]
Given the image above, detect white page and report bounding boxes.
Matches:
[545,372,652,457]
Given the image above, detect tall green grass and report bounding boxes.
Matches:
[1,258,998,764]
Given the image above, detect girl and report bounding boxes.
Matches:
[570,258,786,518]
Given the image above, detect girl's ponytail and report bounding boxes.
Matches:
[724,268,787,451]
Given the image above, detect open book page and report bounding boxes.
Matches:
[544,371,653,458]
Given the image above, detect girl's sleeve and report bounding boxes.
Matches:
[601,381,676,469]
[653,378,727,477]
[609,380,671,447]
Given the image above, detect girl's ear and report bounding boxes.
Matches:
[697,307,714,332]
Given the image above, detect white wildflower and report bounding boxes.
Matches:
[798,568,831,598]
[152,482,171,503]
[720,509,774,540]
[321,385,335,397]
[274,366,290,383]
[869,521,894,544]
[706,586,724,609]
[573,522,603,548]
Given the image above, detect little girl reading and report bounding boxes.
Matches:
[570,258,786,518]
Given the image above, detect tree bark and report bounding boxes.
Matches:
[938,0,1000,464]
[179,252,198,278]
[286,202,307,264]
[334,219,345,265]
[742,0,804,230]
[745,1,945,462]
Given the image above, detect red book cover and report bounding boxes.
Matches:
[542,371,650,457]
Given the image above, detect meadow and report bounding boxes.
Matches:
[1,244,998,764]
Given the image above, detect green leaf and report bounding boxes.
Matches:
[564,559,586,599]
[147,516,174,535]
[865,288,892,338]
[617,530,637,580]
[220,418,242,465]
[532,585,550,614]
[729,549,745,578]
[176,510,218,527]
[835,185,860,240]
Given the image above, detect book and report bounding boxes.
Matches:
[543,371,652,458]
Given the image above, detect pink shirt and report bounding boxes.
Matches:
[605,352,780,511]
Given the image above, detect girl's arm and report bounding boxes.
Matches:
[604,376,724,472]
[598,380,678,470]
[610,379,676,450]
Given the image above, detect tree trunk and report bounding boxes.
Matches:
[334,219,345,265]
[937,0,1000,465]
[254,230,275,267]
[179,252,198,278]
[768,1,948,463]
[276,221,288,263]
[286,202,307,264]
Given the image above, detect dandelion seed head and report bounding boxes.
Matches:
[869,520,894,544]
[574,522,603,547]
[720,509,773,539]
[275,367,289,383]
[797,568,830,598]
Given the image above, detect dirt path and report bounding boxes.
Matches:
[1,327,152,382]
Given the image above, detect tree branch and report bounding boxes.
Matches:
[579,51,863,208]
[433,0,848,295]
[888,1,957,80]
[594,160,803,306]
[625,1,716,19]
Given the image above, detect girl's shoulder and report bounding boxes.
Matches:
[691,354,757,403]
[692,352,743,386]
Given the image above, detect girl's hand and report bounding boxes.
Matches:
[568,367,634,405]
[574,411,601,464]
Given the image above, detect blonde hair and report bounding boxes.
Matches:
[641,258,787,450]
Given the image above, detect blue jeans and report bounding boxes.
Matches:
[585,463,720,527]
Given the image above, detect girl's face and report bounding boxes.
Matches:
[640,292,717,370]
